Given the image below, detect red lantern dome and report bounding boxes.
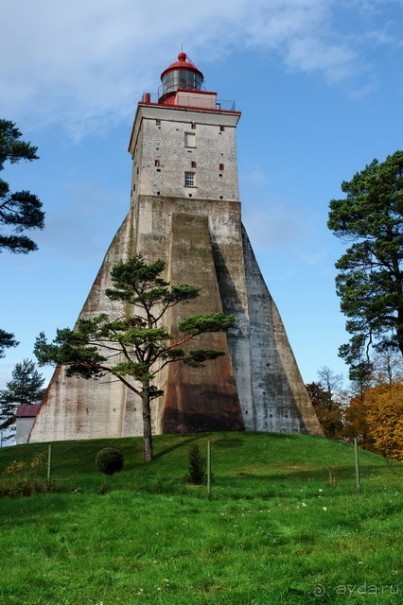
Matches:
[159,52,204,102]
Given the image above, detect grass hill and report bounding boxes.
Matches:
[0,432,401,604]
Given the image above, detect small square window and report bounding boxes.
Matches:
[185,132,196,148]
[220,125,225,132]
[191,160,197,168]
[184,172,195,187]
[191,122,196,129]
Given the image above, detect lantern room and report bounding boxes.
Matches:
[158,52,217,110]
[160,52,204,98]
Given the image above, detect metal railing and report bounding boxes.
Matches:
[140,92,237,112]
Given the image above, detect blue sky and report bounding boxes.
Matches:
[1,0,403,389]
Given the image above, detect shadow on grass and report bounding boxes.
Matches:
[234,463,399,481]
[153,435,203,461]
[214,438,245,448]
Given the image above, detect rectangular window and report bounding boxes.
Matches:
[220,125,225,132]
[191,122,196,129]
[191,160,197,168]
[219,163,224,171]
[156,119,161,126]
[184,172,195,187]
[185,132,196,148]
[155,159,160,167]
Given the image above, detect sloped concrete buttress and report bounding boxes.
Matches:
[162,212,245,433]
[29,194,322,442]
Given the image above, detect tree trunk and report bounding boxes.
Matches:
[398,305,403,359]
[141,386,154,462]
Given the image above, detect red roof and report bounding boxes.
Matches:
[161,52,203,80]
[15,404,39,418]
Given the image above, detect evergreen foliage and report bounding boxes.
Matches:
[185,443,206,485]
[0,359,45,440]
[95,448,124,476]
[35,255,234,461]
[0,329,18,359]
[328,150,403,380]
[0,119,45,358]
[0,119,44,254]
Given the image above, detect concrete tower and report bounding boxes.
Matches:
[29,53,322,442]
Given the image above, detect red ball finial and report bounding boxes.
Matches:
[178,52,187,62]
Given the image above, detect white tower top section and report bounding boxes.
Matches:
[128,53,241,203]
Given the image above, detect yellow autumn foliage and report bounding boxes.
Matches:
[345,383,403,461]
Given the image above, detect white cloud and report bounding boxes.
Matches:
[0,0,401,136]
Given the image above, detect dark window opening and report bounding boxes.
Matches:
[184,172,195,187]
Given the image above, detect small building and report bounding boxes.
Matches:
[15,405,39,444]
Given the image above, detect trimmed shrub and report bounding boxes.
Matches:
[95,448,124,476]
[185,443,206,485]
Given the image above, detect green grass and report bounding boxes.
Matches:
[0,432,401,604]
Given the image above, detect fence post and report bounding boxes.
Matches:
[47,444,52,485]
[354,437,361,492]
[207,441,212,499]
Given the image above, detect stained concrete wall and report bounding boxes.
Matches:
[16,418,35,445]
[162,212,244,433]
[29,193,322,443]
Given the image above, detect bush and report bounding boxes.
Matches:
[0,478,50,498]
[95,448,124,476]
[185,444,206,485]
[0,453,48,499]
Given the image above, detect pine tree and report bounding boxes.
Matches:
[328,151,403,379]
[0,359,45,440]
[0,119,45,358]
[35,255,234,461]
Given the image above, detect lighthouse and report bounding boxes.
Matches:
[29,53,322,442]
